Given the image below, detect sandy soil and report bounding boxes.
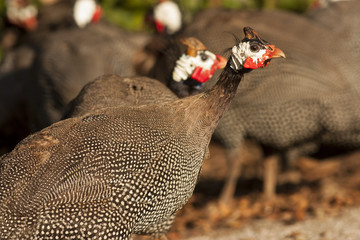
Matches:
[185,206,360,240]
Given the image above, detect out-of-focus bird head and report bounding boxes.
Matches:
[5,0,38,31]
[73,0,102,28]
[152,0,182,35]
[230,27,286,72]
[172,37,227,84]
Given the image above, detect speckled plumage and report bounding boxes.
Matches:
[308,0,360,94]
[1,99,212,239]
[178,8,360,149]
[1,96,213,239]
[0,44,257,240]
[0,27,283,239]
[160,8,360,201]
[63,75,178,118]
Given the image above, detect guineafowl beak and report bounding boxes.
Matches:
[261,44,286,68]
[215,54,228,69]
[266,45,286,59]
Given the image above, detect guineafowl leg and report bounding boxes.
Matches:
[219,146,243,205]
[263,154,279,199]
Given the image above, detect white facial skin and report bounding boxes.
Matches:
[172,50,217,82]
[73,0,97,28]
[154,1,182,34]
[6,0,38,21]
[230,41,267,71]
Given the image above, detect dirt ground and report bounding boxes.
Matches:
[134,142,360,240]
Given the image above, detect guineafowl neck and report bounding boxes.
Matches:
[179,62,246,138]
[203,63,246,120]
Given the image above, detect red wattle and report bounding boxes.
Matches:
[243,58,263,69]
[191,67,214,83]
[155,20,165,33]
[92,6,102,23]
[23,17,38,31]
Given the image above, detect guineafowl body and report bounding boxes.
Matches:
[26,21,149,131]
[162,8,360,201]
[308,0,360,93]
[0,0,111,154]
[0,43,35,154]
[0,27,284,239]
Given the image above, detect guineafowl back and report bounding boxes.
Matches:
[1,26,284,238]
[309,0,360,93]
[63,75,178,118]
[0,100,209,239]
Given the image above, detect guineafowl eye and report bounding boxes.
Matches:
[250,44,260,52]
[200,53,208,61]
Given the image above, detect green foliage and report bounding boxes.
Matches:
[99,0,154,31]
[0,0,5,28]
[99,0,315,31]
[275,0,314,12]
[0,0,317,35]
[222,0,259,9]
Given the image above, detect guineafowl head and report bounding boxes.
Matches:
[73,0,102,28]
[230,27,286,72]
[152,0,182,34]
[5,0,38,31]
[172,37,227,84]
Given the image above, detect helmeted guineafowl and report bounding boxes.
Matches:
[153,7,360,203]
[63,37,226,119]
[133,0,183,77]
[147,0,182,35]
[0,27,285,239]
